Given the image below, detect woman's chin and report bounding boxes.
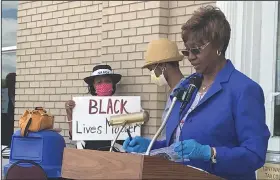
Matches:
[194,68,202,74]
[193,66,206,74]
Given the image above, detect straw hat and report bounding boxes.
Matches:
[142,38,184,69]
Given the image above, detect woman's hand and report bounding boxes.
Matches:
[173,139,211,161]
[123,136,151,153]
[65,100,75,111]
[65,100,76,119]
[65,100,75,138]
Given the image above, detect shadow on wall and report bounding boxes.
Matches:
[1,73,16,146]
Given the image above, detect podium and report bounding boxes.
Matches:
[61,148,222,179]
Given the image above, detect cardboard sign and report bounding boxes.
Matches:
[257,163,280,180]
[72,96,142,141]
[1,88,9,113]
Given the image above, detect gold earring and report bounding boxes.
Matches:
[217,50,221,56]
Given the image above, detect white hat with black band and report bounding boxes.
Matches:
[84,65,122,85]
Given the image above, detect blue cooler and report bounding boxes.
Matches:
[4,130,66,178]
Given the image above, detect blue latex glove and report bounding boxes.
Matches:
[123,136,151,153]
[174,139,211,161]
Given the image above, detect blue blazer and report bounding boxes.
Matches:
[152,60,270,180]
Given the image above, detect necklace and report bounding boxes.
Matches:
[202,85,209,91]
[201,83,212,92]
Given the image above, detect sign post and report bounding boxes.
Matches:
[72,96,142,141]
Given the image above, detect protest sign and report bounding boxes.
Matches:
[72,96,142,141]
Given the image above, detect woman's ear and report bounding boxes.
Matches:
[161,63,167,71]
[216,44,224,56]
[162,63,169,79]
[216,48,222,56]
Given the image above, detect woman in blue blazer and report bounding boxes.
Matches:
[123,5,270,180]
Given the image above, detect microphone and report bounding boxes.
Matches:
[109,111,149,126]
[109,111,149,152]
[145,89,181,155]
[179,75,202,115]
[145,75,201,156]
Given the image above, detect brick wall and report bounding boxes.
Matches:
[15,1,215,145]
[168,1,215,74]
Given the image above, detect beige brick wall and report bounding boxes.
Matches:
[168,1,215,74]
[16,1,215,145]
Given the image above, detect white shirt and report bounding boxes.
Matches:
[161,78,185,138]
[174,92,206,143]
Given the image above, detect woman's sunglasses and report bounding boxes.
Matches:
[181,42,210,57]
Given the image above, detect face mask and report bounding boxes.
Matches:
[150,68,168,86]
[95,83,113,96]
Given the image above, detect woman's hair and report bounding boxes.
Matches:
[87,81,117,96]
[181,5,231,55]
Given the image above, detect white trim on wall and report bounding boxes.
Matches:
[216,1,263,82]
[216,1,243,71]
[217,1,280,152]
[259,1,280,152]
[2,46,17,52]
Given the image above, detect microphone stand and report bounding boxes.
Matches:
[145,96,178,156]
[110,121,127,152]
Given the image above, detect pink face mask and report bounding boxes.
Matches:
[95,83,113,96]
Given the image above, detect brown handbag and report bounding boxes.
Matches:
[19,107,54,137]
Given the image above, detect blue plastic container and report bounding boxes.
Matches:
[4,130,66,178]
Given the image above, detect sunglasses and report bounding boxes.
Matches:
[181,42,210,57]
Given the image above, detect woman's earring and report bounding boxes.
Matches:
[216,50,221,56]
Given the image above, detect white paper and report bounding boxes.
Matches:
[149,143,190,162]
